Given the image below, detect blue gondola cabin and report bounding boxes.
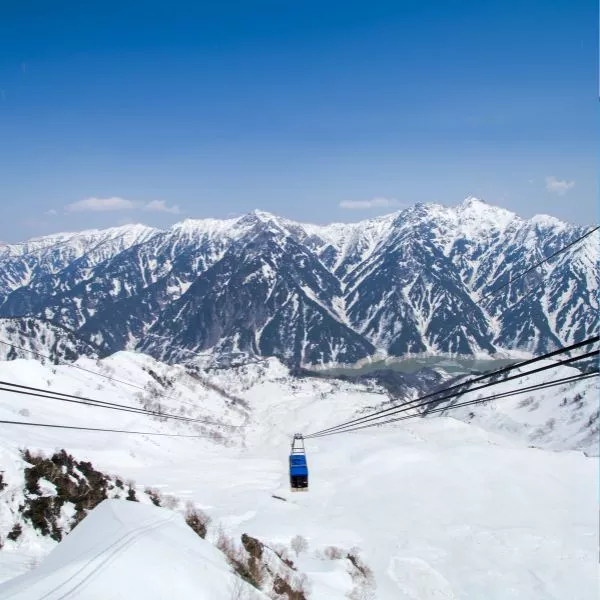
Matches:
[289,434,309,491]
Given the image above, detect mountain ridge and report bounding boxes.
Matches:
[0,198,596,367]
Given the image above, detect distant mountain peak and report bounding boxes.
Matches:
[248,208,276,220]
[0,198,596,367]
[462,196,486,205]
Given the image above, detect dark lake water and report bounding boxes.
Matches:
[307,355,522,377]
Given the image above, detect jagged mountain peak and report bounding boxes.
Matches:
[236,209,291,237]
[169,217,241,237]
[5,224,160,260]
[462,195,487,207]
[302,210,399,249]
[458,195,513,219]
[247,208,279,221]
[0,198,596,367]
[393,197,516,233]
[528,213,570,231]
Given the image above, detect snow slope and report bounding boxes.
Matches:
[0,500,266,600]
[0,353,597,599]
[430,360,599,455]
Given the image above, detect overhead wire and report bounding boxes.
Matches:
[0,380,237,428]
[420,371,599,419]
[0,338,239,415]
[308,369,599,438]
[477,225,599,302]
[0,339,152,389]
[305,336,599,438]
[1,367,596,441]
[0,221,597,441]
[0,418,219,438]
[306,348,598,438]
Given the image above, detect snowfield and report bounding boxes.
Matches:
[0,352,597,599]
[0,500,267,600]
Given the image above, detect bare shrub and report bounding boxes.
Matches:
[270,543,295,569]
[290,534,308,557]
[162,494,180,510]
[247,555,266,589]
[144,487,162,507]
[273,571,310,600]
[185,502,211,539]
[214,526,262,589]
[101,364,115,376]
[323,545,344,560]
[346,548,376,600]
[126,481,137,502]
[209,430,227,444]
[293,573,311,597]
[7,523,22,541]
[216,525,239,561]
[347,549,374,582]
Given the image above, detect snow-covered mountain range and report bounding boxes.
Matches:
[0,198,597,366]
[0,317,99,363]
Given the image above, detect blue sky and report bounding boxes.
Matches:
[0,0,596,241]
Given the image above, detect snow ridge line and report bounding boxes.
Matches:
[34,512,177,600]
[0,338,239,420]
[479,225,600,302]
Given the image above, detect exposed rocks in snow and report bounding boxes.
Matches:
[0,200,596,367]
[3,449,161,546]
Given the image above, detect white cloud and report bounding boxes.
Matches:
[339,197,404,210]
[545,176,575,195]
[44,209,58,216]
[65,197,136,212]
[143,200,182,214]
[64,196,184,215]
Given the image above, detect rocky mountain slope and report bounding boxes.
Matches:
[0,199,596,366]
[0,317,99,363]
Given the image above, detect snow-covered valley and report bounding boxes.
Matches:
[0,351,597,599]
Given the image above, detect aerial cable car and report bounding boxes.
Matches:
[289,433,309,492]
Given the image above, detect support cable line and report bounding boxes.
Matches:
[305,337,599,438]
[307,348,598,438]
[2,362,595,444]
[0,418,221,438]
[477,225,599,302]
[0,223,597,452]
[306,336,598,437]
[308,369,599,438]
[0,338,229,415]
[0,380,237,428]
